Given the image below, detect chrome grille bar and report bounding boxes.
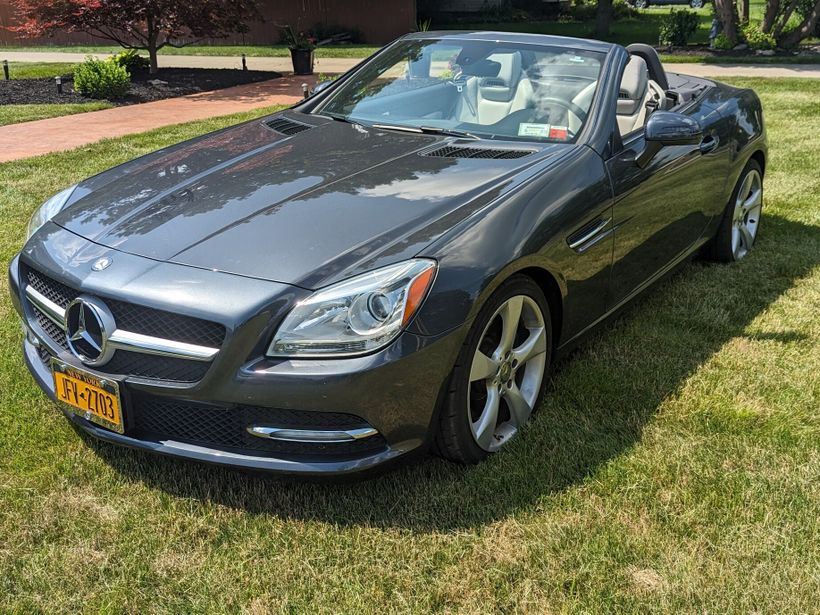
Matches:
[24,285,219,362]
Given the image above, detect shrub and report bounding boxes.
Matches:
[712,33,734,50]
[740,23,776,50]
[612,0,636,20]
[112,49,150,74]
[658,9,701,46]
[74,56,131,99]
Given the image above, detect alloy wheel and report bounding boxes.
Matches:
[731,168,762,260]
[690,0,704,8]
[467,295,547,451]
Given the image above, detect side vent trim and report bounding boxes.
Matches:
[264,117,313,136]
[422,145,535,160]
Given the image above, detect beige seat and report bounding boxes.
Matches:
[617,55,666,136]
[455,51,534,125]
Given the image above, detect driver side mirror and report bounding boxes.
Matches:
[308,80,334,97]
[635,111,703,168]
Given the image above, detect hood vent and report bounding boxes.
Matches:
[423,145,535,160]
[264,117,313,136]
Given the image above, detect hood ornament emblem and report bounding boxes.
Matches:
[92,257,112,271]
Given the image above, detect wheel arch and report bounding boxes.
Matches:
[749,149,766,176]
[509,266,564,350]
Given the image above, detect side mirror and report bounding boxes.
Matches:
[635,111,703,168]
[311,80,334,96]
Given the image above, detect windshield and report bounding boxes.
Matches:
[315,38,604,143]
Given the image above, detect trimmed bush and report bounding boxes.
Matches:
[112,49,150,74]
[712,33,734,50]
[74,56,131,100]
[658,9,700,46]
[740,24,777,50]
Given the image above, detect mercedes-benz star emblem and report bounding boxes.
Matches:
[65,296,116,365]
[92,257,112,271]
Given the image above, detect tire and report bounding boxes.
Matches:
[435,275,552,464]
[706,159,764,263]
[690,0,704,8]
[634,0,649,8]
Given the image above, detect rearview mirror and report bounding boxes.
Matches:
[635,111,703,168]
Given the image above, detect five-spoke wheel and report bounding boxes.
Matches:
[436,276,551,463]
[707,159,764,262]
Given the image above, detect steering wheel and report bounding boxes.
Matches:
[538,97,588,126]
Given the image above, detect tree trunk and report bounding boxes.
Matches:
[775,0,801,37]
[146,10,159,75]
[594,0,613,39]
[762,0,780,33]
[713,0,738,45]
[779,0,820,47]
[148,45,159,74]
[739,0,750,23]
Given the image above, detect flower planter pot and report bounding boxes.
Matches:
[290,48,315,75]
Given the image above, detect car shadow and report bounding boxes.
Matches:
[83,213,819,532]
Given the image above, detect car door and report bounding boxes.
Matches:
[605,101,730,306]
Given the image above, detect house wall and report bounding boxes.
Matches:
[0,0,416,47]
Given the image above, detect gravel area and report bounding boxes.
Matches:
[0,67,281,106]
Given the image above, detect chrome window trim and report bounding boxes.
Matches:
[24,285,220,362]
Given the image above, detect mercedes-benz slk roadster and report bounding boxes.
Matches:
[10,32,766,476]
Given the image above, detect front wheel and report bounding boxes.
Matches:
[706,159,763,262]
[634,0,649,8]
[435,275,551,464]
[690,0,704,8]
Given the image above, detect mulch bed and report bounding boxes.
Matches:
[0,67,281,106]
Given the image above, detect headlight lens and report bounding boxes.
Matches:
[26,185,77,240]
[268,259,437,358]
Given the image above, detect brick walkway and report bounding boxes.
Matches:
[0,75,315,162]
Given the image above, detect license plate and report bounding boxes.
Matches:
[51,360,123,433]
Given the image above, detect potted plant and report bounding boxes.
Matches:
[280,25,316,75]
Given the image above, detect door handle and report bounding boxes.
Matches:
[699,135,719,155]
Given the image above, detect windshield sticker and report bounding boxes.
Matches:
[518,123,551,138]
[549,126,569,140]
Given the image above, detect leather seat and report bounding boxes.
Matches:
[455,51,534,125]
[617,55,666,136]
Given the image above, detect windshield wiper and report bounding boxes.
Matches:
[322,112,368,129]
[419,126,480,140]
[371,123,480,140]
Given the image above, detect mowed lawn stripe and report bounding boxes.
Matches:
[0,80,818,613]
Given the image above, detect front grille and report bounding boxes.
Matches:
[23,264,224,383]
[130,396,387,460]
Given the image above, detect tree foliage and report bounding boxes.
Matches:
[7,0,261,73]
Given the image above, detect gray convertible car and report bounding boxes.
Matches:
[10,32,766,476]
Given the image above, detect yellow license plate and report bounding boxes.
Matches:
[52,360,123,433]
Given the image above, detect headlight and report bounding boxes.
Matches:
[268,259,437,358]
[26,185,77,240]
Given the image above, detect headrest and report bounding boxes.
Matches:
[617,55,648,116]
[479,51,522,103]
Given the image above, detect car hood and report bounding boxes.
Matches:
[57,112,566,289]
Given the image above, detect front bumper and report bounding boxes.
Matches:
[10,248,466,476]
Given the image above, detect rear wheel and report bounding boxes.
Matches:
[690,0,704,8]
[435,276,551,464]
[634,0,649,8]
[706,159,763,262]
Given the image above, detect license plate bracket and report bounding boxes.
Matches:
[51,360,124,434]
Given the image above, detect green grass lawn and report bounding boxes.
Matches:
[0,102,112,126]
[0,81,818,612]
[1,44,380,59]
[3,61,77,79]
